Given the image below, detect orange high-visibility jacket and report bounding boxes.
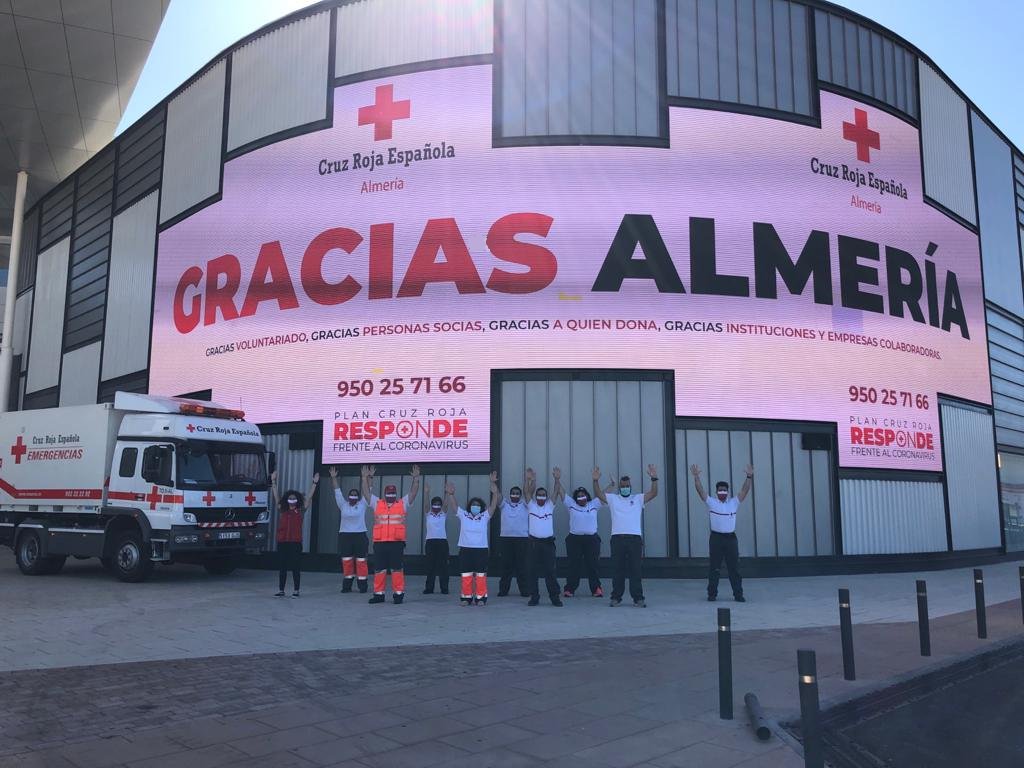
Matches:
[373,498,407,542]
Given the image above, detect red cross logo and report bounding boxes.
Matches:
[358,84,410,141]
[145,485,162,510]
[842,108,880,162]
[202,491,216,507]
[244,491,257,507]
[10,436,27,465]
[186,424,196,433]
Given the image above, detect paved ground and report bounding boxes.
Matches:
[1,557,1023,767]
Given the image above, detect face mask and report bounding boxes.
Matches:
[575,496,588,505]
[509,494,521,504]
[287,497,298,506]
[717,491,729,500]
[470,504,483,514]
[536,495,547,505]
[348,495,359,505]
[430,504,442,513]
[385,494,397,503]
[619,487,631,497]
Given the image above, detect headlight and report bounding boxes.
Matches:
[183,512,197,524]
[256,510,269,522]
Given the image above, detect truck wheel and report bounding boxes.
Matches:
[111,530,154,583]
[203,559,236,576]
[42,555,67,574]
[15,530,50,575]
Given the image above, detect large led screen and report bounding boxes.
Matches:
[151,64,990,470]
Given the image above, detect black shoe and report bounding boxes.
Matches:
[368,594,385,604]
[633,598,646,608]
[551,597,563,607]
[292,591,300,598]
[610,598,622,607]
[707,595,717,602]
[422,589,434,594]
[527,596,540,606]
[341,579,353,593]
[476,596,488,606]
[497,590,509,597]
[357,580,368,593]
[735,595,746,602]
[393,593,404,604]
[275,590,285,597]
[519,592,530,598]
[441,588,449,595]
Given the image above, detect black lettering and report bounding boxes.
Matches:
[592,214,685,293]
[753,224,832,304]
[925,259,941,328]
[690,217,748,297]
[941,270,969,339]
[838,235,884,314]
[884,246,925,323]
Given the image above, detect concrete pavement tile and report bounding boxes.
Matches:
[358,741,471,768]
[571,714,661,741]
[0,749,78,768]
[131,743,246,768]
[569,720,716,767]
[650,741,753,767]
[387,698,474,720]
[504,730,607,760]
[731,745,805,767]
[432,747,541,768]
[457,701,538,727]
[570,693,652,718]
[162,717,270,749]
[291,733,403,765]
[438,723,536,753]
[222,751,317,768]
[380,715,472,745]
[227,725,336,757]
[629,695,716,722]
[251,703,351,730]
[317,713,410,739]
[60,734,182,768]
[508,707,593,734]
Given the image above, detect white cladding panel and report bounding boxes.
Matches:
[227,11,331,152]
[918,63,976,224]
[335,0,493,77]
[59,342,101,406]
[102,193,158,381]
[159,61,226,224]
[840,478,947,554]
[26,239,70,394]
[941,403,1001,550]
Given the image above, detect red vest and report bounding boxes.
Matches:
[276,507,304,544]
[373,498,407,542]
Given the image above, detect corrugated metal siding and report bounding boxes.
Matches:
[941,401,1001,550]
[1015,153,1024,268]
[335,0,493,78]
[58,341,101,406]
[15,208,38,294]
[814,9,917,119]
[115,106,165,212]
[98,370,148,403]
[675,427,833,557]
[65,149,115,352]
[499,0,661,140]
[667,0,813,117]
[840,478,946,554]
[919,63,976,224]
[101,192,158,382]
[12,291,32,373]
[227,11,331,153]
[501,378,668,556]
[987,308,1024,449]
[159,61,226,225]
[26,238,70,394]
[973,112,1023,315]
[263,433,316,552]
[38,180,74,252]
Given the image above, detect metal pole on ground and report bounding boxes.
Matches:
[974,568,987,639]
[916,580,931,657]
[718,607,733,720]
[744,693,772,741]
[1019,566,1023,625]
[797,649,824,768]
[838,588,855,681]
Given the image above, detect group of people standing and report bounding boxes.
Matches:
[270,461,751,604]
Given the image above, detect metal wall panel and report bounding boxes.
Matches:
[675,426,834,557]
[102,192,158,382]
[941,401,1002,550]
[26,238,70,394]
[159,60,226,224]
[919,63,976,224]
[500,377,667,557]
[58,341,101,406]
[972,113,1023,315]
[814,10,917,118]
[38,181,74,252]
[15,208,38,294]
[263,433,315,552]
[12,290,32,373]
[228,11,331,152]
[335,0,492,78]
[115,106,165,212]
[1015,154,1024,282]
[840,478,946,554]
[499,0,661,140]
[987,308,1024,449]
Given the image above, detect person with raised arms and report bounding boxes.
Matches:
[421,480,449,595]
[449,471,500,606]
[362,464,420,605]
[553,467,604,598]
[592,465,659,607]
[329,466,369,594]
[690,464,751,602]
[525,467,563,607]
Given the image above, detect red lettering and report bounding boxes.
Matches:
[301,227,363,306]
[173,266,203,334]
[452,419,468,437]
[397,218,486,298]
[850,427,863,444]
[334,423,348,440]
[378,421,395,438]
[368,223,394,300]
[240,241,300,318]
[204,254,242,327]
[485,213,557,294]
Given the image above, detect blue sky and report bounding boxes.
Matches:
[119,0,1024,150]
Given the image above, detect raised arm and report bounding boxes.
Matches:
[444,481,457,513]
[360,465,374,504]
[524,467,536,503]
[643,464,659,503]
[552,467,564,500]
[270,470,280,507]
[329,466,340,491]
[592,466,608,504]
[738,464,754,502]
[407,464,421,504]
[690,464,707,502]
[304,472,319,512]
[488,471,500,515]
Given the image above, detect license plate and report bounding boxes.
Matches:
[217,531,241,540]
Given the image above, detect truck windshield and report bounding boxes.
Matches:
[177,442,267,489]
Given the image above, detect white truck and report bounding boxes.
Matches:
[0,393,270,582]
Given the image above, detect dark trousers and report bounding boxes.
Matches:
[498,536,529,596]
[424,538,450,593]
[528,537,560,601]
[277,541,301,591]
[565,533,601,593]
[708,532,743,598]
[610,534,643,601]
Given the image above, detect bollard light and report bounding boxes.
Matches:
[797,649,824,768]
[718,607,733,720]
[974,568,987,640]
[916,579,931,657]
[838,588,855,681]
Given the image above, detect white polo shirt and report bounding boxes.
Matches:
[424,509,447,540]
[499,499,529,537]
[706,495,740,533]
[527,500,555,538]
[606,492,644,536]
[457,507,491,548]
[334,490,368,533]
[565,495,601,535]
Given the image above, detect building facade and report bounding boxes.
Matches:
[9,0,1024,573]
